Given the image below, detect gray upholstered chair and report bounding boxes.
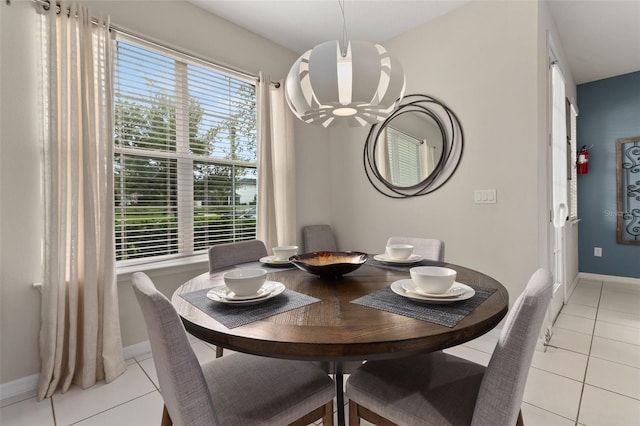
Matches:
[302,224,337,253]
[132,272,335,426]
[208,239,268,273]
[208,240,268,356]
[386,236,445,262]
[346,268,552,426]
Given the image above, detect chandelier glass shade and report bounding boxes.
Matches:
[285,40,406,127]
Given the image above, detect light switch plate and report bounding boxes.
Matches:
[474,189,497,204]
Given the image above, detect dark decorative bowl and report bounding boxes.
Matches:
[289,251,369,278]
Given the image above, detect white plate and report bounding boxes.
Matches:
[401,281,472,298]
[208,281,277,301]
[374,254,423,264]
[259,255,292,265]
[390,279,475,304]
[207,281,285,305]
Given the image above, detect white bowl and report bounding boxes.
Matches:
[409,266,457,294]
[386,244,414,260]
[272,245,299,260]
[223,268,267,296]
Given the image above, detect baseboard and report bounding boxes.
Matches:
[0,341,152,402]
[0,374,39,402]
[579,272,640,285]
[122,340,152,361]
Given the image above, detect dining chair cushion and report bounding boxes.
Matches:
[132,272,335,426]
[346,268,552,426]
[346,351,484,425]
[302,224,337,253]
[204,353,335,425]
[208,240,268,273]
[386,236,445,262]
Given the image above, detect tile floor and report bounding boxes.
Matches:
[2,277,639,425]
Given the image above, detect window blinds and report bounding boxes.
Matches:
[113,36,257,263]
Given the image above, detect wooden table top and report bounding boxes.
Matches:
[171,262,509,362]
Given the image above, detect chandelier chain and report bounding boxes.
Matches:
[339,0,347,57]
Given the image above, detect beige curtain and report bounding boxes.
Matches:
[257,73,296,252]
[38,2,126,400]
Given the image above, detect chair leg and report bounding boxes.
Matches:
[161,404,172,426]
[215,346,224,358]
[516,409,524,426]
[323,400,334,426]
[349,400,397,426]
[348,400,359,426]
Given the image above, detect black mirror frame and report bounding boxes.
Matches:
[363,94,464,198]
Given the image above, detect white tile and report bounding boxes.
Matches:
[548,327,592,355]
[52,363,156,425]
[138,356,159,389]
[600,290,640,315]
[603,281,640,296]
[594,320,640,346]
[579,385,640,426]
[531,346,588,381]
[0,390,38,409]
[560,303,597,320]
[522,367,582,421]
[186,333,200,344]
[575,279,602,290]
[463,332,499,354]
[567,287,601,308]
[520,402,575,426]
[591,336,640,368]
[0,396,54,426]
[134,351,153,362]
[191,340,218,364]
[443,345,491,366]
[73,391,164,426]
[598,307,640,329]
[554,313,596,335]
[585,357,640,399]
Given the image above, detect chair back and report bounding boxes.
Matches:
[208,240,268,273]
[132,272,220,426]
[386,236,445,262]
[471,268,552,426]
[302,224,337,252]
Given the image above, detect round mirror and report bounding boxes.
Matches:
[364,94,464,197]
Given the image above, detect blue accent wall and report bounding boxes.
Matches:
[577,71,640,278]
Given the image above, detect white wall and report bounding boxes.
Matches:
[0,0,331,387]
[1,0,577,392]
[328,0,555,304]
[0,0,44,387]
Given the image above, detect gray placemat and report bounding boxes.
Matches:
[351,285,497,327]
[180,287,319,329]
[365,257,444,272]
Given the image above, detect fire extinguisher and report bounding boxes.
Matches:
[577,145,589,174]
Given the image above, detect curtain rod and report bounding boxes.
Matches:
[16,0,281,88]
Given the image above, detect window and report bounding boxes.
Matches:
[385,126,423,186]
[113,35,257,263]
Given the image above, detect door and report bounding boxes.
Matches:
[548,60,568,324]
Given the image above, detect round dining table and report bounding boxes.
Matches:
[172,261,509,426]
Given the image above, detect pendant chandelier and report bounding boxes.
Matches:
[285,1,406,128]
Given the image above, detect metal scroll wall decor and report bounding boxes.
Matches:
[616,136,640,244]
[363,94,463,198]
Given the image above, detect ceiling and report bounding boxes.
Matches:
[188,0,640,85]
